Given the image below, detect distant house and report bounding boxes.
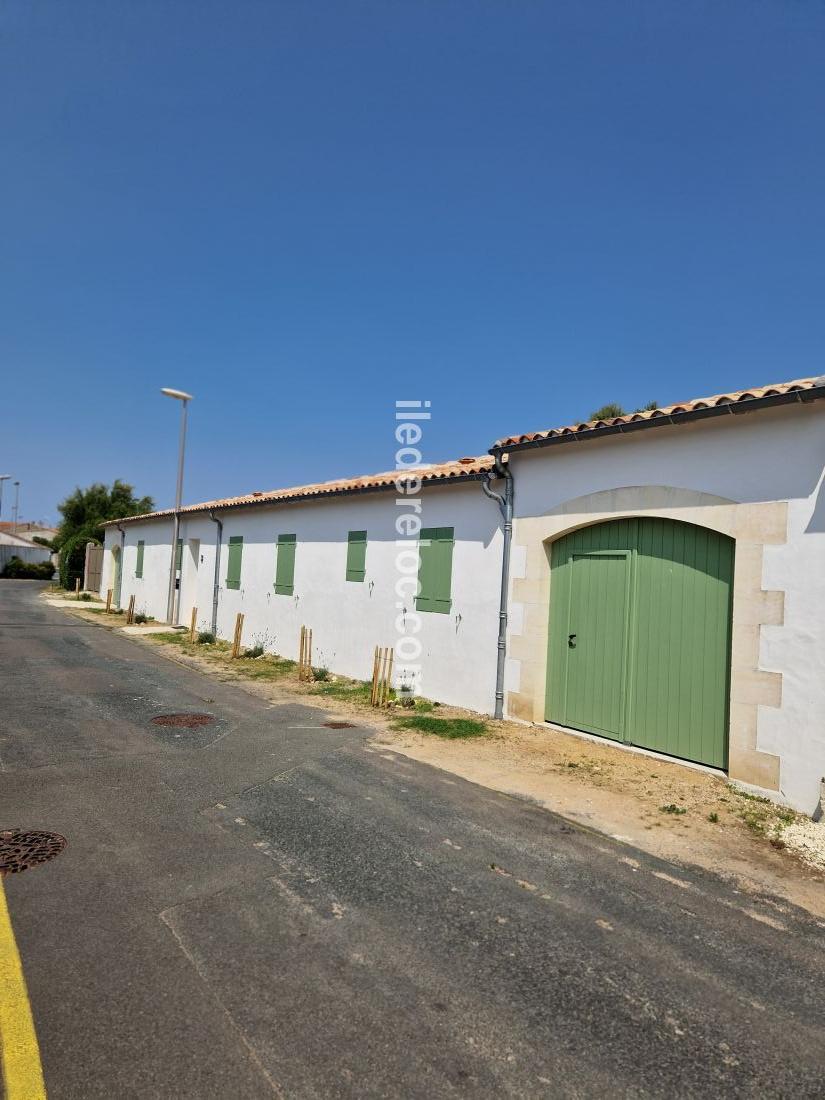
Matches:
[0,522,57,541]
[102,375,825,815]
[0,528,54,568]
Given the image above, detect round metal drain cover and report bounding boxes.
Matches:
[324,721,355,729]
[0,830,67,875]
[152,713,214,728]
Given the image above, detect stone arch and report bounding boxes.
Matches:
[110,543,122,607]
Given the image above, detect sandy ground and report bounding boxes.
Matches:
[48,595,825,918]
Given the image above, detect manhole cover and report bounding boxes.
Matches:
[0,830,67,875]
[152,713,214,728]
[324,721,355,729]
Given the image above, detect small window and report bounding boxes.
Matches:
[274,534,296,595]
[135,540,145,579]
[346,530,367,582]
[416,527,454,614]
[226,536,243,590]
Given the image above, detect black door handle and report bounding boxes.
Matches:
[568,634,577,648]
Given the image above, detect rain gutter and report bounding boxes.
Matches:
[481,456,513,721]
[208,510,222,637]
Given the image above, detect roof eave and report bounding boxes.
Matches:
[490,384,825,456]
[102,468,492,528]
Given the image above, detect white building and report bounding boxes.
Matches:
[101,458,503,716]
[102,376,825,814]
[0,529,54,570]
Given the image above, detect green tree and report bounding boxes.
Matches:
[55,479,153,550]
[55,480,153,590]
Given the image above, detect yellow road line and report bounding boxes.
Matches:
[0,878,46,1099]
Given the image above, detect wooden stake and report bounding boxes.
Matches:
[298,625,315,681]
[189,606,197,644]
[231,612,244,657]
[126,594,136,625]
[380,647,390,707]
[379,647,387,705]
[369,646,394,707]
[370,646,380,705]
[383,649,394,707]
[105,589,112,613]
[75,577,81,599]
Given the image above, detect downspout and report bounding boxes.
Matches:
[114,523,125,610]
[208,510,223,637]
[481,455,514,720]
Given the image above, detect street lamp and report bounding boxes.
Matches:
[161,388,193,625]
[0,476,10,520]
[12,481,20,533]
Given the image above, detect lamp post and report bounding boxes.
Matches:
[161,388,193,625]
[0,476,10,520]
[12,482,20,533]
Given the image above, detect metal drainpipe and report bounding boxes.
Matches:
[115,523,126,609]
[481,456,514,720]
[208,510,223,637]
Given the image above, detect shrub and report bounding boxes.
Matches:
[134,612,148,624]
[197,631,216,644]
[590,402,626,421]
[79,591,92,601]
[312,666,330,681]
[1,556,56,580]
[242,644,265,659]
[59,530,98,591]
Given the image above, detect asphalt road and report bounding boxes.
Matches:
[1,580,824,1098]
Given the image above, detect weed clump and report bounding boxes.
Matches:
[392,715,487,740]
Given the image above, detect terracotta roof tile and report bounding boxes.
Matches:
[491,376,825,451]
[105,456,495,526]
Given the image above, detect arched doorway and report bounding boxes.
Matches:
[546,517,734,769]
[111,545,122,608]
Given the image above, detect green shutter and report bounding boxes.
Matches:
[175,539,183,571]
[226,536,243,590]
[135,540,145,579]
[416,526,454,614]
[275,534,296,595]
[346,530,367,582]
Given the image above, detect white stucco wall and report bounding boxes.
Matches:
[100,400,825,812]
[102,481,503,714]
[507,402,825,814]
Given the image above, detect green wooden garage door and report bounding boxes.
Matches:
[546,518,734,769]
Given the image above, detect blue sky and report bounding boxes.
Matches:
[2,1,824,523]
